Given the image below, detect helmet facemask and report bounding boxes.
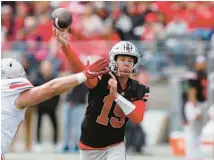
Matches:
[109,54,139,77]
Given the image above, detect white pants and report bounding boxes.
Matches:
[184,102,207,160]
[185,127,202,160]
[80,143,126,160]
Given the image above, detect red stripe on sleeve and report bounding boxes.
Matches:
[9,83,33,89]
[1,154,5,160]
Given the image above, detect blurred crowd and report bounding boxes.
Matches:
[1,1,214,75]
[2,1,214,42]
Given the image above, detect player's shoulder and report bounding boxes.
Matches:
[129,78,150,101]
[129,78,149,92]
[2,78,33,93]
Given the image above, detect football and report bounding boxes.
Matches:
[51,8,72,30]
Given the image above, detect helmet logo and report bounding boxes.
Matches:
[123,43,133,53]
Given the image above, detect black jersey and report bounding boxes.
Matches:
[80,73,150,148]
[188,70,208,102]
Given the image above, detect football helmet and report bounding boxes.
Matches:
[1,58,26,79]
[109,41,140,75]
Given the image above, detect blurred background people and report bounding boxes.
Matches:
[33,60,60,152]
[126,121,147,154]
[61,83,88,153]
[165,15,188,36]
[184,55,208,160]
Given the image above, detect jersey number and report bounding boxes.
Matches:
[96,95,126,128]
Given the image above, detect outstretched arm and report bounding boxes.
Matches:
[15,59,108,109]
[53,27,100,89]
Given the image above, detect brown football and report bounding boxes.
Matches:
[52,8,72,30]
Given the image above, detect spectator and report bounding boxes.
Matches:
[79,3,105,40]
[115,2,145,40]
[126,121,146,154]
[14,2,30,40]
[61,83,88,152]
[1,5,14,41]
[141,12,164,41]
[184,55,208,160]
[33,60,60,152]
[93,1,109,20]
[165,15,188,36]
[34,13,53,42]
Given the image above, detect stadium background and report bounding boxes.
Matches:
[1,1,214,160]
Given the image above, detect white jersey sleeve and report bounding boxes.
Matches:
[1,77,33,154]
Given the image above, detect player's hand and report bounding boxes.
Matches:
[195,113,202,120]
[195,107,202,120]
[53,27,69,46]
[108,72,118,99]
[83,59,109,79]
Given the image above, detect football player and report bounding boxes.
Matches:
[1,58,108,158]
[184,55,208,160]
[54,28,150,160]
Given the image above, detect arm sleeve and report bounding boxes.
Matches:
[116,84,150,124]
[9,78,34,110]
[127,85,150,123]
[127,100,146,124]
[137,84,150,102]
